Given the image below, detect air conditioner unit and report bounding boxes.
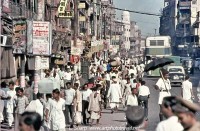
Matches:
[0,35,12,47]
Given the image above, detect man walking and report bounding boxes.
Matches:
[155,69,171,121]
[138,81,150,120]
[6,81,16,129]
[64,82,75,128]
[107,77,122,113]
[181,75,194,103]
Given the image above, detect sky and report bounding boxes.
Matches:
[113,0,164,37]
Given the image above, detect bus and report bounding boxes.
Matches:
[145,36,172,76]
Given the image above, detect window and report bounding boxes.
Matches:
[157,40,164,46]
[150,40,156,46]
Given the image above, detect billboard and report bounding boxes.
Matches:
[12,20,27,54]
[32,21,52,55]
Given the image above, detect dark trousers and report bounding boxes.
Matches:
[138,96,148,118]
[82,100,89,124]
[65,105,74,125]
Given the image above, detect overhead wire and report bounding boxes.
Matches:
[94,2,199,19]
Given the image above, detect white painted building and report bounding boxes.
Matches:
[121,11,131,50]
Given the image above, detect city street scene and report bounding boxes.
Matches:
[1,0,200,131]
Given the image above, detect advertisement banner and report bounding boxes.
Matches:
[2,0,11,13]
[13,20,27,54]
[32,21,51,55]
[35,56,49,70]
[27,20,33,53]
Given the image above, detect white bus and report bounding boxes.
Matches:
[145,36,172,57]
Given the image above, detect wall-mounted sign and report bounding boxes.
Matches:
[58,0,68,13]
[78,3,86,9]
[58,11,74,18]
[32,21,52,55]
[13,20,27,54]
[79,16,86,21]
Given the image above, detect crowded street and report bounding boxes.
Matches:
[2,0,200,131]
[1,69,200,131]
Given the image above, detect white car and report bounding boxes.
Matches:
[166,66,185,86]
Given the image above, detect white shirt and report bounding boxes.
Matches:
[6,89,16,113]
[63,72,72,81]
[105,73,110,81]
[82,89,92,101]
[138,85,150,96]
[182,80,192,100]
[46,98,65,130]
[156,78,171,91]
[64,88,75,105]
[126,94,138,106]
[156,116,183,131]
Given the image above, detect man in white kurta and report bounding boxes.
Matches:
[107,78,122,113]
[6,81,17,128]
[46,89,65,131]
[0,89,6,123]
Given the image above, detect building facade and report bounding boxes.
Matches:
[160,0,199,57]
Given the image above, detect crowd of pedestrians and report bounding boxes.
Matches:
[0,57,200,131]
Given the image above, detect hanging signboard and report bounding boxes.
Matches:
[32,21,52,55]
[13,20,27,54]
[35,56,49,70]
[78,3,86,9]
[58,0,68,13]
[58,11,74,18]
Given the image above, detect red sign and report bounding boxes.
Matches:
[70,55,80,64]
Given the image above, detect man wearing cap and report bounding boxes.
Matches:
[172,97,200,131]
[107,76,122,113]
[155,68,171,121]
[156,96,183,131]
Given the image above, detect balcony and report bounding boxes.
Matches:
[130,37,136,42]
[176,29,191,37]
[178,16,190,23]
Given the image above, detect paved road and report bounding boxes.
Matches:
[1,71,200,131]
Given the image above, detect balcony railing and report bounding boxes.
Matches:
[178,1,191,9]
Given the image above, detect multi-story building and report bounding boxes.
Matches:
[159,0,178,54]
[160,0,199,57]
[122,11,131,51]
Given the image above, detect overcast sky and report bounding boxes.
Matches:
[113,0,164,37]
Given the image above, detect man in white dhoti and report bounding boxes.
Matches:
[155,69,171,121]
[6,81,17,129]
[74,83,82,126]
[45,89,66,131]
[107,77,122,113]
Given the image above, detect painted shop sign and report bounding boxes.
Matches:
[32,21,52,55]
[13,20,27,54]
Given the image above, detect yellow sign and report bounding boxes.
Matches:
[79,16,86,21]
[78,3,86,9]
[58,0,68,13]
[58,11,74,18]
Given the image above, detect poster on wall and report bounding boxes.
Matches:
[32,21,52,55]
[12,20,27,54]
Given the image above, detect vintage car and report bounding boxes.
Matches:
[166,66,185,86]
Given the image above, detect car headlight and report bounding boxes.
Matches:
[179,76,184,78]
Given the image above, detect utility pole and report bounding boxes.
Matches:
[74,0,78,47]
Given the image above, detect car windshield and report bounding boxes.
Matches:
[169,68,182,72]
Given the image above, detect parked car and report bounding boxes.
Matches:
[167,66,185,86]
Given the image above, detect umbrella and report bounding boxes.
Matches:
[144,58,174,72]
